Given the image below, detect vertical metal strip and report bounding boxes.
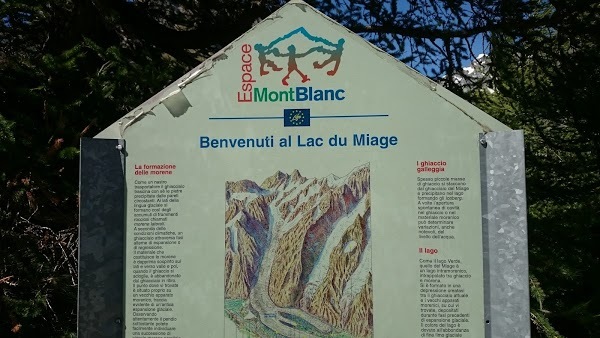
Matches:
[480,131,530,338]
[480,133,492,338]
[78,138,126,338]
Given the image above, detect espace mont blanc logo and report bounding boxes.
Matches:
[237,27,345,103]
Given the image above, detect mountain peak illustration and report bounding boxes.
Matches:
[226,179,264,193]
[261,170,289,189]
[290,169,305,183]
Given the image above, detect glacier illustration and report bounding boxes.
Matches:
[224,164,372,338]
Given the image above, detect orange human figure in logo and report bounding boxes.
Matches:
[274,45,311,86]
[313,38,345,76]
[255,43,283,76]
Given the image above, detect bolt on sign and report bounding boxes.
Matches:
[77,1,530,338]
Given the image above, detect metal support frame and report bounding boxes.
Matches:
[480,131,531,338]
[78,138,126,338]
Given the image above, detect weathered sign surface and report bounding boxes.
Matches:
[79,1,530,337]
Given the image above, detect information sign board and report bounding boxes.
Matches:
[80,1,530,337]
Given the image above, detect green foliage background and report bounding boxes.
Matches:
[1,0,598,337]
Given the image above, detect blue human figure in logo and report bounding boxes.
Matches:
[313,38,345,76]
[255,43,283,76]
[273,45,313,86]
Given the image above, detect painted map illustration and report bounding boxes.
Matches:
[224,164,373,337]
